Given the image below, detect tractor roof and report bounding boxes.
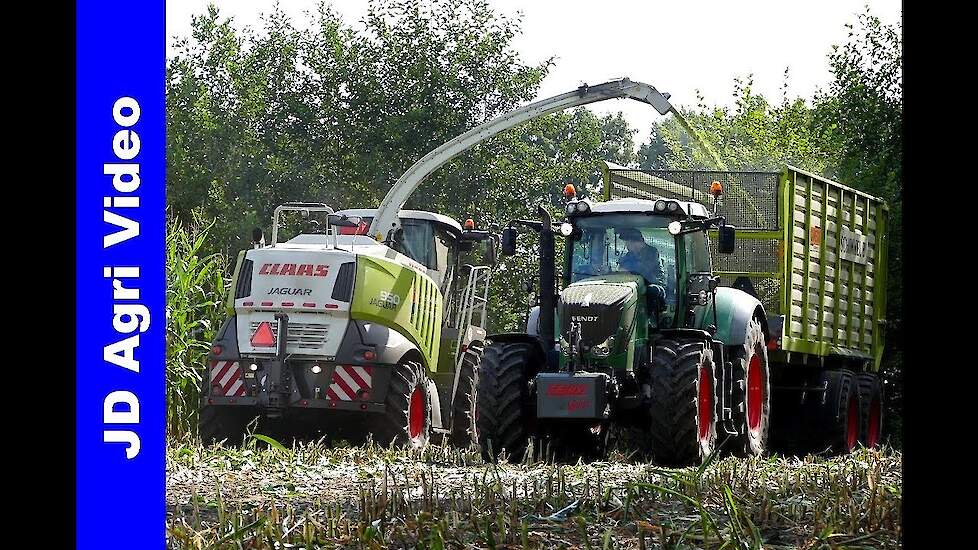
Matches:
[335,209,463,233]
[586,197,711,218]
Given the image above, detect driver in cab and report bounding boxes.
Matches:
[616,228,665,285]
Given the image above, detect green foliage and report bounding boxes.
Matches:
[166,213,230,438]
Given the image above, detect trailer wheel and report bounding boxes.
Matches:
[375,360,431,449]
[855,372,884,448]
[728,317,771,457]
[807,369,861,455]
[198,405,256,446]
[449,345,483,447]
[476,342,534,463]
[648,339,717,466]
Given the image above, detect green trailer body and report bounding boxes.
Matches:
[601,162,889,370]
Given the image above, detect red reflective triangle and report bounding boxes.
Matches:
[251,321,276,347]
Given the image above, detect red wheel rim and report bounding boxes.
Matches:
[747,353,763,432]
[845,392,859,451]
[409,387,425,439]
[698,367,713,441]
[867,397,881,447]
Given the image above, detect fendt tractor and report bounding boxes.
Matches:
[198,77,691,448]
[476,164,888,465]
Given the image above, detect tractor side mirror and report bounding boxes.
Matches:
[327,214,362,228]
[501,227,518,256]
[251,227,264,246]
[718,224,736,254]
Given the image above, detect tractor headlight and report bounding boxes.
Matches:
[668,221,682,235]
[575,201,590,214]
[559,222,574,237]
[698,290,709,306]
[566,202,577,215]
[654,200,667,212]
[666,201,679,212]
[591,335,616,358]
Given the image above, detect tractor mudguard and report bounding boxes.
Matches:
[336,320,423,367]
[705,287,769,346]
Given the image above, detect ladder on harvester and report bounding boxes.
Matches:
[454,264,491,366]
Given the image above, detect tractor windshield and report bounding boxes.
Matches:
[569,214,679,317]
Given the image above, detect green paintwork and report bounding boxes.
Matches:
[350,256,443,372]
[556,273,647,372]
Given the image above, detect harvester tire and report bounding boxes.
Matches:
[476,342,534,463]
[648,338,718,466]
[855,372,884,448]
[375,360,431,449]
[198,405,256,447]
[806,369,861,455]
[728,317,771,457]
[449,345,483,447]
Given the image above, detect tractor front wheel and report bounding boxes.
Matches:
[476,342,535,463]
[648,338,718,466]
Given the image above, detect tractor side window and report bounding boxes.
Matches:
[684,231,712,273]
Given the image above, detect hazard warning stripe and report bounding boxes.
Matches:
[209,360,247,397]
[326,365,373,401]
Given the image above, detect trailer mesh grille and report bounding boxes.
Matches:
[606,169,781,231]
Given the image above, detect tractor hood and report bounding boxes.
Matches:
[558,273,642,349]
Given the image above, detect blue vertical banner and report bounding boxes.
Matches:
[76,1,165,548]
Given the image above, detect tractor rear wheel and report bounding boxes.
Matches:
[449,345,483,447]
[476,342,535,463]
[375,360,431,449]
[807,369,861,455]
[198,405,256,446]
[728,317,771,457]
[648,338,718,466]
[855,372,884,448]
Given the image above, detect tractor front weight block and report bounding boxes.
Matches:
[536,372,608,419]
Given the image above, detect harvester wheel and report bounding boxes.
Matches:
[807,369,862,455]
[728,317,771,457]
[855,372,884,448]
[449,345,483,447]
[375,360,431,449]
[198,405,256,446]
[648,338,718,466]
[476,342,534,463]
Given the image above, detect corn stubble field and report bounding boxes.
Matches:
[166,436,901,550]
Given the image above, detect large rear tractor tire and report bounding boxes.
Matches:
[807,369,862,455]
[648,339,718,466]
[448,345,483,447]
[476,342,535,463]
[855,372,884,448]
[374,360,431,449]
[198,405,256,446]
[728,317,771,457]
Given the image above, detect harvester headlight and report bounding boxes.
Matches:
[559,222,574,237]
[654,200,667,212]
[668,221,682,235]
[311,364,322,374]
[575,201,590,213]
[249,363,259,371]
[666,201,679,212]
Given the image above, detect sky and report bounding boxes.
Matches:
[166,0,902,146]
